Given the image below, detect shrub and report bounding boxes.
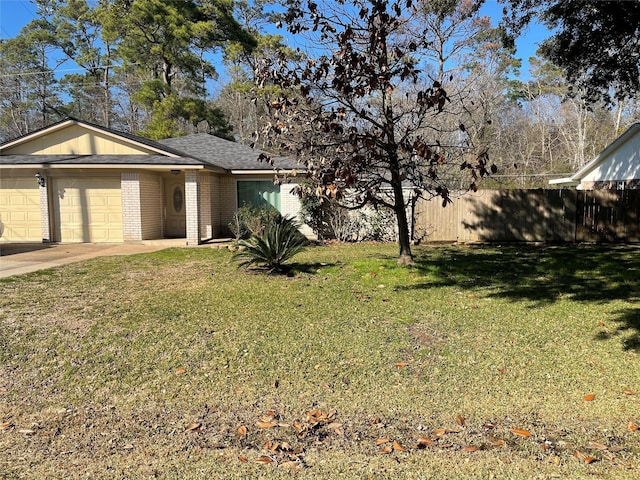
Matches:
[233,215,308,272]
[229,205,280,240]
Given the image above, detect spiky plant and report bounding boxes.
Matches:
[233,215,308,273]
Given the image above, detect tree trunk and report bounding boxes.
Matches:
[389,154,414,265]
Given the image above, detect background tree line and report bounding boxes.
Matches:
[1,0,638,189]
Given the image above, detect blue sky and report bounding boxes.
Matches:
[0,0,551,81]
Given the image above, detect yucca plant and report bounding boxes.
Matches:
[233,215,308,273]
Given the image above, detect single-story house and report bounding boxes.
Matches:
[0,118,306,244]
[550,122,640,190]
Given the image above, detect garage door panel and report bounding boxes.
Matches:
[0,177,42,242]
[54,178,123,243]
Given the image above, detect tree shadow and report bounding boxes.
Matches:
[594,307,640,352]
[405,245,640,351]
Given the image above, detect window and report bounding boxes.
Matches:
[237,180,281,211]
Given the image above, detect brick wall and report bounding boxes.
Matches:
[121,172,142,241]
[185,170,200,245]
[39,180,50,242]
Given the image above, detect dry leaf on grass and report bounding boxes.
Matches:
[237,425,248,436]
[1,423,14,431]
[623,389,636,395]
[256,421,278,429]
[392,440,407,452]
[628,421,638,432]
[379,445,393,454]
[587,441,608,451]
[456,415,465,426]
[584,394,596,401]
[462,445,480,452]
[184,422,201,432]
[18,429,35,435]
[416,436,435,448]
[394,362,409,368]
[574,450,596,464]
[175,367,186,375]
[375,438,390,446]
[238,456,248,463]
[255,455,276,464]
[509,428,532,437]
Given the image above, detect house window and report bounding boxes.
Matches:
[237,180,281,211]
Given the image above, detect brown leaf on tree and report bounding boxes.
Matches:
[623,389,636,395]
[376,438,390,446]
[392,440,407,452]
[509,428,532,437]
[462,445,480,452]
[584,394,596,401]
[237,425,248,436]
[456,415,465,426]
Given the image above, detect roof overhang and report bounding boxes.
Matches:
[548,177,579,186]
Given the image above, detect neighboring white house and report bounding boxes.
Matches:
[0,118,307,244]
[550,123,640,190]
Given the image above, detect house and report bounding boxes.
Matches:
[550,122,640,189]
[0,118,306,244]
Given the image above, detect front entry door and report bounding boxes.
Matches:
[165,176,186,238]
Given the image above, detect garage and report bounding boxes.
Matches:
[0,177,42,242]
[53,177,123,242]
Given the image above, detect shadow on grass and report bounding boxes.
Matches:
[594,307,640,352]
[406,244,640,351]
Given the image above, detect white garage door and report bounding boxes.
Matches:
[53,177,123,243]
[0,177,42,242]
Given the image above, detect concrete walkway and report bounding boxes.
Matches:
[0,241,181,279]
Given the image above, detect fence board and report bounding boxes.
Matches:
[413,189,618,243]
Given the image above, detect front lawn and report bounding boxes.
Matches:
[1,243,639,479]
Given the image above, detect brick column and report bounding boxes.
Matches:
[39,178,51,243]
[121,172,142,241]
[185,170,201,245]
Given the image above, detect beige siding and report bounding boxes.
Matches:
[210,175,221,238]
[139,173,163,239]
[199,174,213,240]
[53,177,123,242]
[0,176,42,242]
[3,124,161,155]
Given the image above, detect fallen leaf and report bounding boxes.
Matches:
[279,460,301,470]
[584,394,596,402]
[18,429,35,435]
[392,440,407,452]
[628,422,638,432]
[375,438,390,446]
[497,368,505,374]
[584,456,596,464]
[238,456,248,463]
[587,441,607,450]
[598,320,605,326]
[491,438,505,447]
[185,422,201,432]
[394,362,409,368]
[255,455,275,464]
[509,428,532,437]
[175,367,186,375]
[433,428,447,437]
[237,425,248,436]
[256,421,278,429]
[416,436,435,447]
[574,450,596,463]
[623,389,636,395]
[122,444,134,450]
[292,422,304,432]
[463,445,480,452]
[456,415,465,426]
[483,423,495,430]
[0,423,13,431]
[379,445,393,454]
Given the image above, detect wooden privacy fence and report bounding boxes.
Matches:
[413,189,640,243]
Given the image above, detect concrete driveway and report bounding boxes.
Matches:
[0,242,174,279]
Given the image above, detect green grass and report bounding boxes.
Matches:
[1,243,639,479]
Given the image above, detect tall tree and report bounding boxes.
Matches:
[101,0,255,138]
[501,0,640,104]
[256,0,496,264]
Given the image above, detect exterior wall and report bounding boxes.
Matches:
[3,124,161,155]
[281,182,313,237]
[210,175,221,238]
[40,179,51,242]
[219,176,237,236]
[185,170,200,245]
[139,172,163,239]
[121,172,142,241]
[199,174,213,240]
[581,131,640,184]
[0,173,42,242]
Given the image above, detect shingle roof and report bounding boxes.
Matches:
[159,133,300,171]
[0,154,206,166]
